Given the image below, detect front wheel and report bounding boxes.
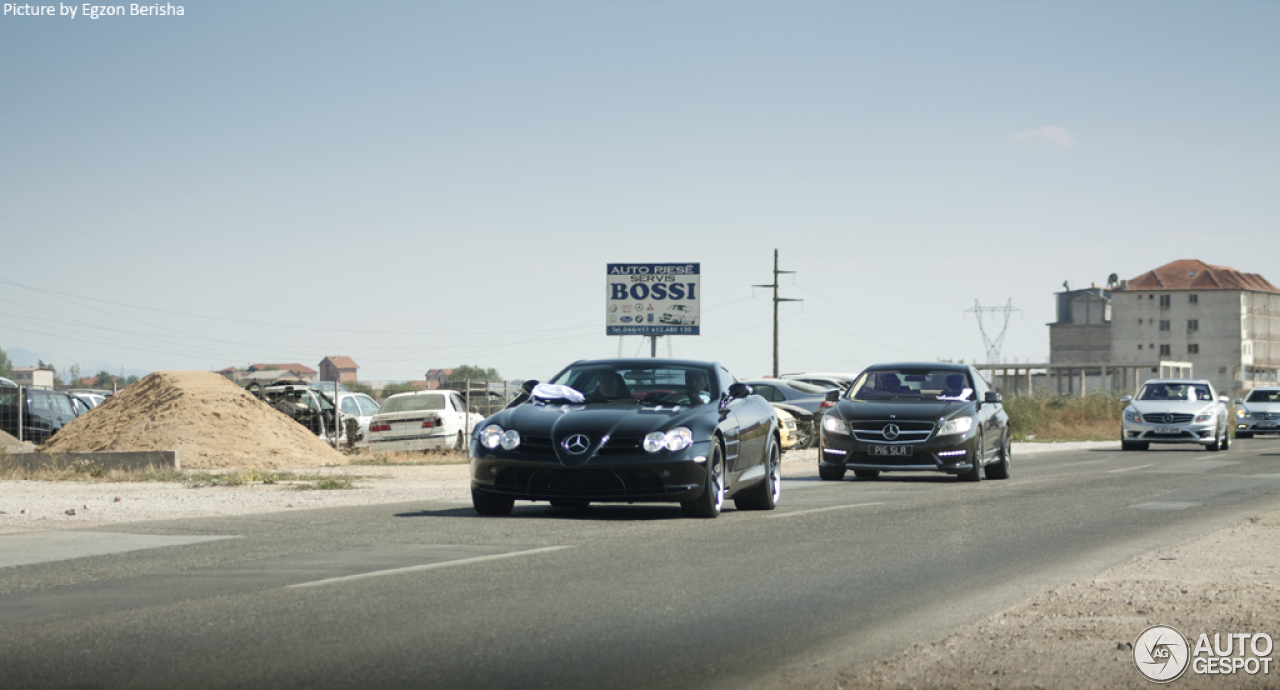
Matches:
[471,487,514,516]
[793,419,815,450]
[958,432,983,483]
[985,431,1011,479]
[818,464,846,481]
[735,437,781,511]
[682,444,725,518]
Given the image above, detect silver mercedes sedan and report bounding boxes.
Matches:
[1233,386,1280,438]
[1121,379,1231,451]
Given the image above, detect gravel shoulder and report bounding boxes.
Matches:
[2,440,1275,688]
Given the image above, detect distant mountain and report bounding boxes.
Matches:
[4,347,149,379]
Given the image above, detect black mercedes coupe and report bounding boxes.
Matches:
[817,362,1011,482]
[469,358,782,518]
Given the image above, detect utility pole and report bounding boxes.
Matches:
[753,249,802,377]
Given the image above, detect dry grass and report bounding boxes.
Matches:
[1004,392,1127,441]
[346,449,470,466]
[0,452,360,490]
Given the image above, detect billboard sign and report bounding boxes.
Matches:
[606,263,700,336]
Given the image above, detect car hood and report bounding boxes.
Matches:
[1240,402,1280,413]
[834,399,975,421]
[1128,400,1219,414]
[493,401,705,467]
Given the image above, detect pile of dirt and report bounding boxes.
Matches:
[1,429,24,448]
[39,371,348,469]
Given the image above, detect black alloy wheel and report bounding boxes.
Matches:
[986,431,1011,480]
[793,420,816,450]
[819,463,847,481]
[682,443,725,518]
[735,437,781,511]
[958,431,983,482]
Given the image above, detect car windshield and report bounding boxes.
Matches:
[380,394,445,414]
[847,369,973,402]
[1137,383,1213,401]
[550,364,714,405]
[1246,389,1280,403]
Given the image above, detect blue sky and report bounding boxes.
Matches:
[2,0,1276,382]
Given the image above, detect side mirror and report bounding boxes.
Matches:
[727,382,752,400]
[1235,398,1244,405]
[1121,395,1132,403]
[824,389,840,403]
[983,391,1002,404]
[521,380,539,394]
[1219,395,1230,404]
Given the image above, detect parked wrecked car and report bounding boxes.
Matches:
[0,386,82,445]
[469,358,781,518]
[366,390,483,453]
[1121,379,1231,451]
[246,379,359,444]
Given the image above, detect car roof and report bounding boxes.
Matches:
[1142,379,1212,385]
[863,362,970,372]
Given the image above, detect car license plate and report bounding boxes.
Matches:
[869,445,912,457]
[1260,422,1277,429]
[1154,427,1179,435]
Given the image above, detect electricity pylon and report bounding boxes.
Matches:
[966,299,1020,364]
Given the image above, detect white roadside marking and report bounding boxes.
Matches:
[769,502,883,519]
[1107,464,1153,473]
[289,545,573,588]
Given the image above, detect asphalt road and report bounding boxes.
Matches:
[3,441,1280,689]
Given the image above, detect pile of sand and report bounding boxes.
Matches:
[40,371,348,469]
[1,429,23,449]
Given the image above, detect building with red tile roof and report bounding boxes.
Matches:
[318,356,360,383]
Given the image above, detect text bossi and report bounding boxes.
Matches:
[606,262,700,336]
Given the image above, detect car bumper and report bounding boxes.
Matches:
[1122,420,1218,444]
[366,432,456,452]
[469,440,711,503]
[1235,417,1280,434]
[818,432,976,475]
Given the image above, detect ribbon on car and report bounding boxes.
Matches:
[531,383,586,404]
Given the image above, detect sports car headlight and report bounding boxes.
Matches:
[644,427,693,453]
[480,424,504,449]
[823,416,849,435]
[937,416,974,436]
[1194,413,1213,423]
[1124,408,1143,423]
[500,429,521,450]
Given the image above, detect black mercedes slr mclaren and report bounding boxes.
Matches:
[818,362,1011,482]
[469,358,782,518]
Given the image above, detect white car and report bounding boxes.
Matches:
[366,390,483,452]
[658,304,697,325]
[335,393,381,446]
[1233,386,1280,438]
[1121,378,1231,451]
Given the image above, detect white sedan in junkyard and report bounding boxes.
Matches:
[1121,379,1231,451]
[366,390,483,453]
[1233,386,1280,438]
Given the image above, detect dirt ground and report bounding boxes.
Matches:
[0,445,1276,688]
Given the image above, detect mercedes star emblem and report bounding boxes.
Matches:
[883,424,900,440]
[562,434,591,455]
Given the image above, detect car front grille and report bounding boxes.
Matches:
[1141,413,1195,424]
[1253,412,1280,421]
[495,467,667,496]
[850,420,935,444]
[515,434,644,456]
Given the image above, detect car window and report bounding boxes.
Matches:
[848,369,973,401]
[357,396,380,415]
[52,394,75,415]
[340,397,360,415]
[380,394,445,414]
[1246,390,1280,403]
[1137,383,1214,401]
[30,394,52,412]
[450,393,468,412]
[753,384,780,402]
